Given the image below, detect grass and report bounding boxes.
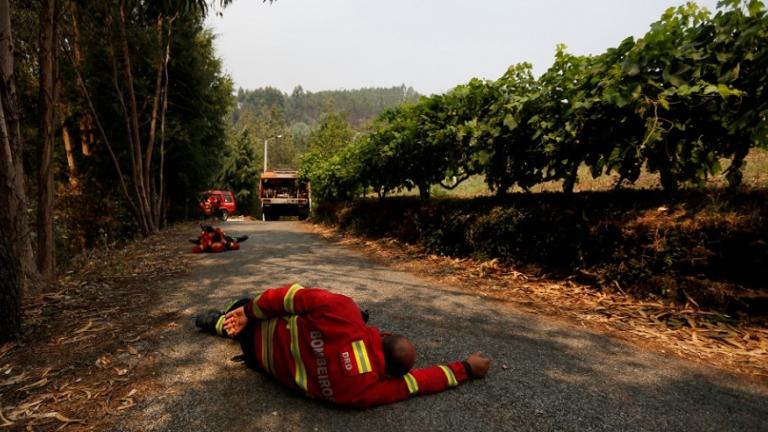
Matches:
[423,148,768,197]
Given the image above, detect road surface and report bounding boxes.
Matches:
[115,221,768,432]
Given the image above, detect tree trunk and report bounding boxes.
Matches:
[0,212,21,342]
[155,16,174,228]
[60,0,81,189]
[70,6,92,157]
[562,161,579,194]
[417,183,431,201]
[0,80,21,342]
[146,17,163,226]
[61,113,79,189]
[37,0,59,280]
[117,1,155,235]
[0,0,40,295]
[67,40,143,230]
[79,115,92,155]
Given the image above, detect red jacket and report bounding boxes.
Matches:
[243,284,469,408]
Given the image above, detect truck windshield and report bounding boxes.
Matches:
[261,179,309,198]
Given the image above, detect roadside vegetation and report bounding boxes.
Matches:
[301,2,767,201]
[315,188,767,318]
[303,1,768,324]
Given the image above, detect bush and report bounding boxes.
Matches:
[315,190,768,314]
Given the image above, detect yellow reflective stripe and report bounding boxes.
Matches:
[260,321,270,373]
[251,293,266,319]
[266,318,278,374]
[403,373,419,395]
[288,315,308,392]
[215,315,226,337]
[439,365,458,387]
[352,341,369,373]
[283,283,304,314]
[351,340,372,373]
[259,318,278,374]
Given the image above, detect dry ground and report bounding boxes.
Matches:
[0,225,191,430]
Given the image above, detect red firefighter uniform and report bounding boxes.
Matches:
[192,226,240,253]
[242,283,470,408]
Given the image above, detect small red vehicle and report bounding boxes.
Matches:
[198,190,236,221]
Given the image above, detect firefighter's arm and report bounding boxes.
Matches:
[244,284,338,319]
[351,361,475,408]
[225,285,349,337]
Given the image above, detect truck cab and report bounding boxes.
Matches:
[259,171,310,221]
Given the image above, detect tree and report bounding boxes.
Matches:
[299,113,362,201]
[218,129,261,214]
[36,0,58,280]
[306,111,354,156]
[0,0,36,340]
[234,85,422,130]
[304,1,768,201]
[483,63,540,194]
[162,24,233,220]
[66,0,222,235]
[1,0,243,341]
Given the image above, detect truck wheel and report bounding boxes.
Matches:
[219,209,228,221]
[262,210,272,221]
[298,211,309,221]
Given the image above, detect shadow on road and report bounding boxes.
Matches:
[118,223,768,432]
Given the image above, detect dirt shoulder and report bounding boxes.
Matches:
[306,223,768,382]
[0,224,192,431]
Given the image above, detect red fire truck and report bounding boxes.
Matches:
[259,171,310,221]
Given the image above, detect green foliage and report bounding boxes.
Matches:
[231,85,421,180]
[19,1,235,245]
[305,1,768,203]
[234,84,421,130]
[306,111,355,155]
[164,23,234,218]
[316,190,768,312]
[298,113,362,202]
[217,129,261,214]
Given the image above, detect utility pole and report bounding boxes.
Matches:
[263,138,268,172]
[263,134,282,172]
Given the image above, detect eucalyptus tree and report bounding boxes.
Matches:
[63,0,242,235]
[0,0,29,340]
[36,0,58,279]
[1,0,253,340]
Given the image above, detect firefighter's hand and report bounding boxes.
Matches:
[223,306,248,337]
[465,352,491,379]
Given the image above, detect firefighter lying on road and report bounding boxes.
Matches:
[195,283,490,408]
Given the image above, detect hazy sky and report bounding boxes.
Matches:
[206,0,721,95]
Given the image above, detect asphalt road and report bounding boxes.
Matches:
[115,221,768,432]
